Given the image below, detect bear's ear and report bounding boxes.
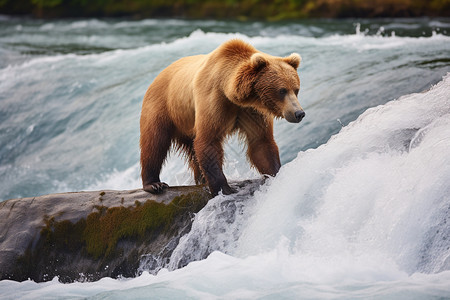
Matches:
[284,53,302,69]
[250,53,267,71]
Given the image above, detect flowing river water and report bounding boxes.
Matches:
[0,17,449,299]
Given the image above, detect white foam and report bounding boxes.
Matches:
[237,74,450,275]
[86,163,141,191]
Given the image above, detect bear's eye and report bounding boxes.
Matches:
[279,88,287,96]
[294,89,299,96]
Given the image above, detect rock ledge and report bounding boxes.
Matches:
[0,185,212,282]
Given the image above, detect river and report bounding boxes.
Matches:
[0,16,449,299]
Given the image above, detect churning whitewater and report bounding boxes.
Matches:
[1,17,450,299]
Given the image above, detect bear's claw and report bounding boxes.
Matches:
[144,182,169,194]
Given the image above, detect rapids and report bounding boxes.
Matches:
[0,17,449,299]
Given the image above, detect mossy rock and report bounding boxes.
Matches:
[41,190,211,259]
[10,189,211,282]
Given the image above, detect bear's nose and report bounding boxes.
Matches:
[295,110,305,122]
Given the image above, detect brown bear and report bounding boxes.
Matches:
[140,39,305,196]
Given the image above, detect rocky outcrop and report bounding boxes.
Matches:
[0,185,213,283]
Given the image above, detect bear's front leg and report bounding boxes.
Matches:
[247,138,281,177]
[194,136,235,196]
[238,109,281,177]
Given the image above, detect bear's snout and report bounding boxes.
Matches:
[284,106,306,123]
[282,94,304,124]
[285,110,305,123]
[284,109,305,123]
[294,110,306,122]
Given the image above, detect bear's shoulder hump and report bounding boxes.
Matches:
[218,39,256,60]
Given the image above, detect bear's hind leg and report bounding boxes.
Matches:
[140,120,173,194]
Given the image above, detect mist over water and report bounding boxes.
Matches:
[0,17,450,299]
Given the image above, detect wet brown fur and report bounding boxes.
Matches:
[140,39,302,195]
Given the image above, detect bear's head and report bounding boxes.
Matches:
[231,52,305,123]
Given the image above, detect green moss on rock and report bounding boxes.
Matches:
[39,191,210,259]
[41,217,86,252]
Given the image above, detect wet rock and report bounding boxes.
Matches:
[0,185,212,282]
